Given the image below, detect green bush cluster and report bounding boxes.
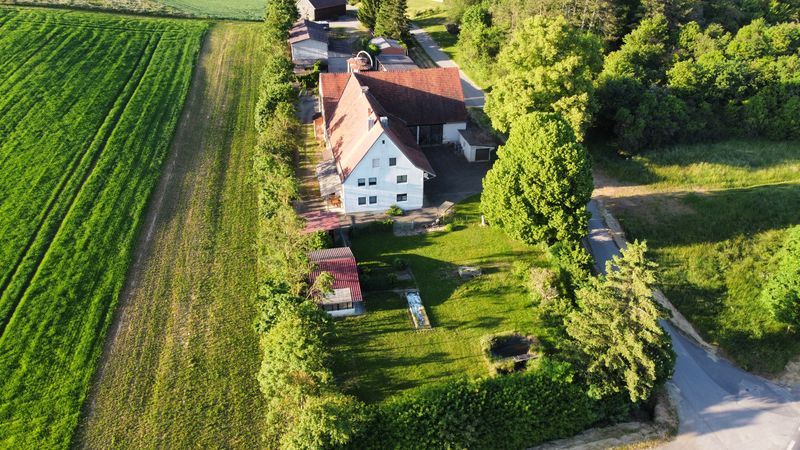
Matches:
[598,15,800,152]
[252,3,365,447]
[760,226,800,328]
[341,360,632,450]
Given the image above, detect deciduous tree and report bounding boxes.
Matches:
[484,15,602,138]
[481,112,593,246]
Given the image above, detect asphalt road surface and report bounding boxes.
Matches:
[587,199,800,450]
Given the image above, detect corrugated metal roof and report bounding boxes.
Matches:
[309,247,363,303]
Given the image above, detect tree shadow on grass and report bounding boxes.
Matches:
[611,183,800,247]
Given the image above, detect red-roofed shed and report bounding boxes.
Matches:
[309,247,364,316]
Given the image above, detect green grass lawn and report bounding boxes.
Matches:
[593,139,800,373]
[331,197,555,402]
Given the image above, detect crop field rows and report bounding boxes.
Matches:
[2,0,267,20]
[0,7,206,447]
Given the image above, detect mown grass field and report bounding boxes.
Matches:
[3,0,265,19]
[0,7,206,447]
[332,197,555,402]
[592,140,800,373]
[79,22,266,448]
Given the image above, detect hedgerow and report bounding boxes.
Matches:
[251,2,366,448]
[342,360,631,450]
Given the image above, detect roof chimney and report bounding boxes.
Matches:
[379,116,388,127]
[361,86,369,93]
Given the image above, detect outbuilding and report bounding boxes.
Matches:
[458,128,498,162]
[297,0,347,21]
[289,19,328,65]
[309,247,365,317]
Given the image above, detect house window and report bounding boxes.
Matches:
[323,302,353,311]
[369,196,377,204]
[358,197,366,205]
[397,193,407,202]
[357,178,365,187]
[389,157,397,166]
[396,175,407,184]
[368,177,377,186]
[372,158,380,168]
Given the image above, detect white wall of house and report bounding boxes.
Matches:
[291,39,327,64]
[444,122,467,143]
[341,131,426,213]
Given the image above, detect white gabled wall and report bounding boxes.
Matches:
[297,0,315,20]
[341,131,425,213]
[443,122,467,143]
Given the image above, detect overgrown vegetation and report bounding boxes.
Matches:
[597,15,800,152]
[593,140,800,372]
[0,8,206,447]
[252,1,365,447]
[760,226,800,329]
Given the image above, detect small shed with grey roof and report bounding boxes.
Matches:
[458,128,499,162]
[289,19,329,65]
[377,54,417,72]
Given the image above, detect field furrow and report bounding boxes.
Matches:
[0,7,207,447]
[0,34,160,335]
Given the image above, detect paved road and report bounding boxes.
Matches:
[409,24,485,107]
[587,199,800,449]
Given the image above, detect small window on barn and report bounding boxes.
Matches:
[396,175,407,184]
[372,158,380,168]
[357,178,365,187]
[397,193,407,202]
[369,196,377,204]
[389,157,397,166]
[358,197,366,205]
[368,177,377,186]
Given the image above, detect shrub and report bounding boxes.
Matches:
[308,230,333,250]
[386,204,403,216]
[341,360,632,449]
[760,226,800,328]
[392,257,407,271]
[442,223,454,232]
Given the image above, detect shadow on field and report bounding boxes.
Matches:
[607,183,800,247]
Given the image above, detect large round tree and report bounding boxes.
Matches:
[481,112,593,246]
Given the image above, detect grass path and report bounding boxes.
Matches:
[78,22,265,448]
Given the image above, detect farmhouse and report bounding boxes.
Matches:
[309,247,364,317]
[297,0,347,21]
[288,19,328,65]
[318,68,467,213]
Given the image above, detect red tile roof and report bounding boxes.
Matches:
[324,76,435,180]
[309,247,363,303]
[353,68,467,125]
